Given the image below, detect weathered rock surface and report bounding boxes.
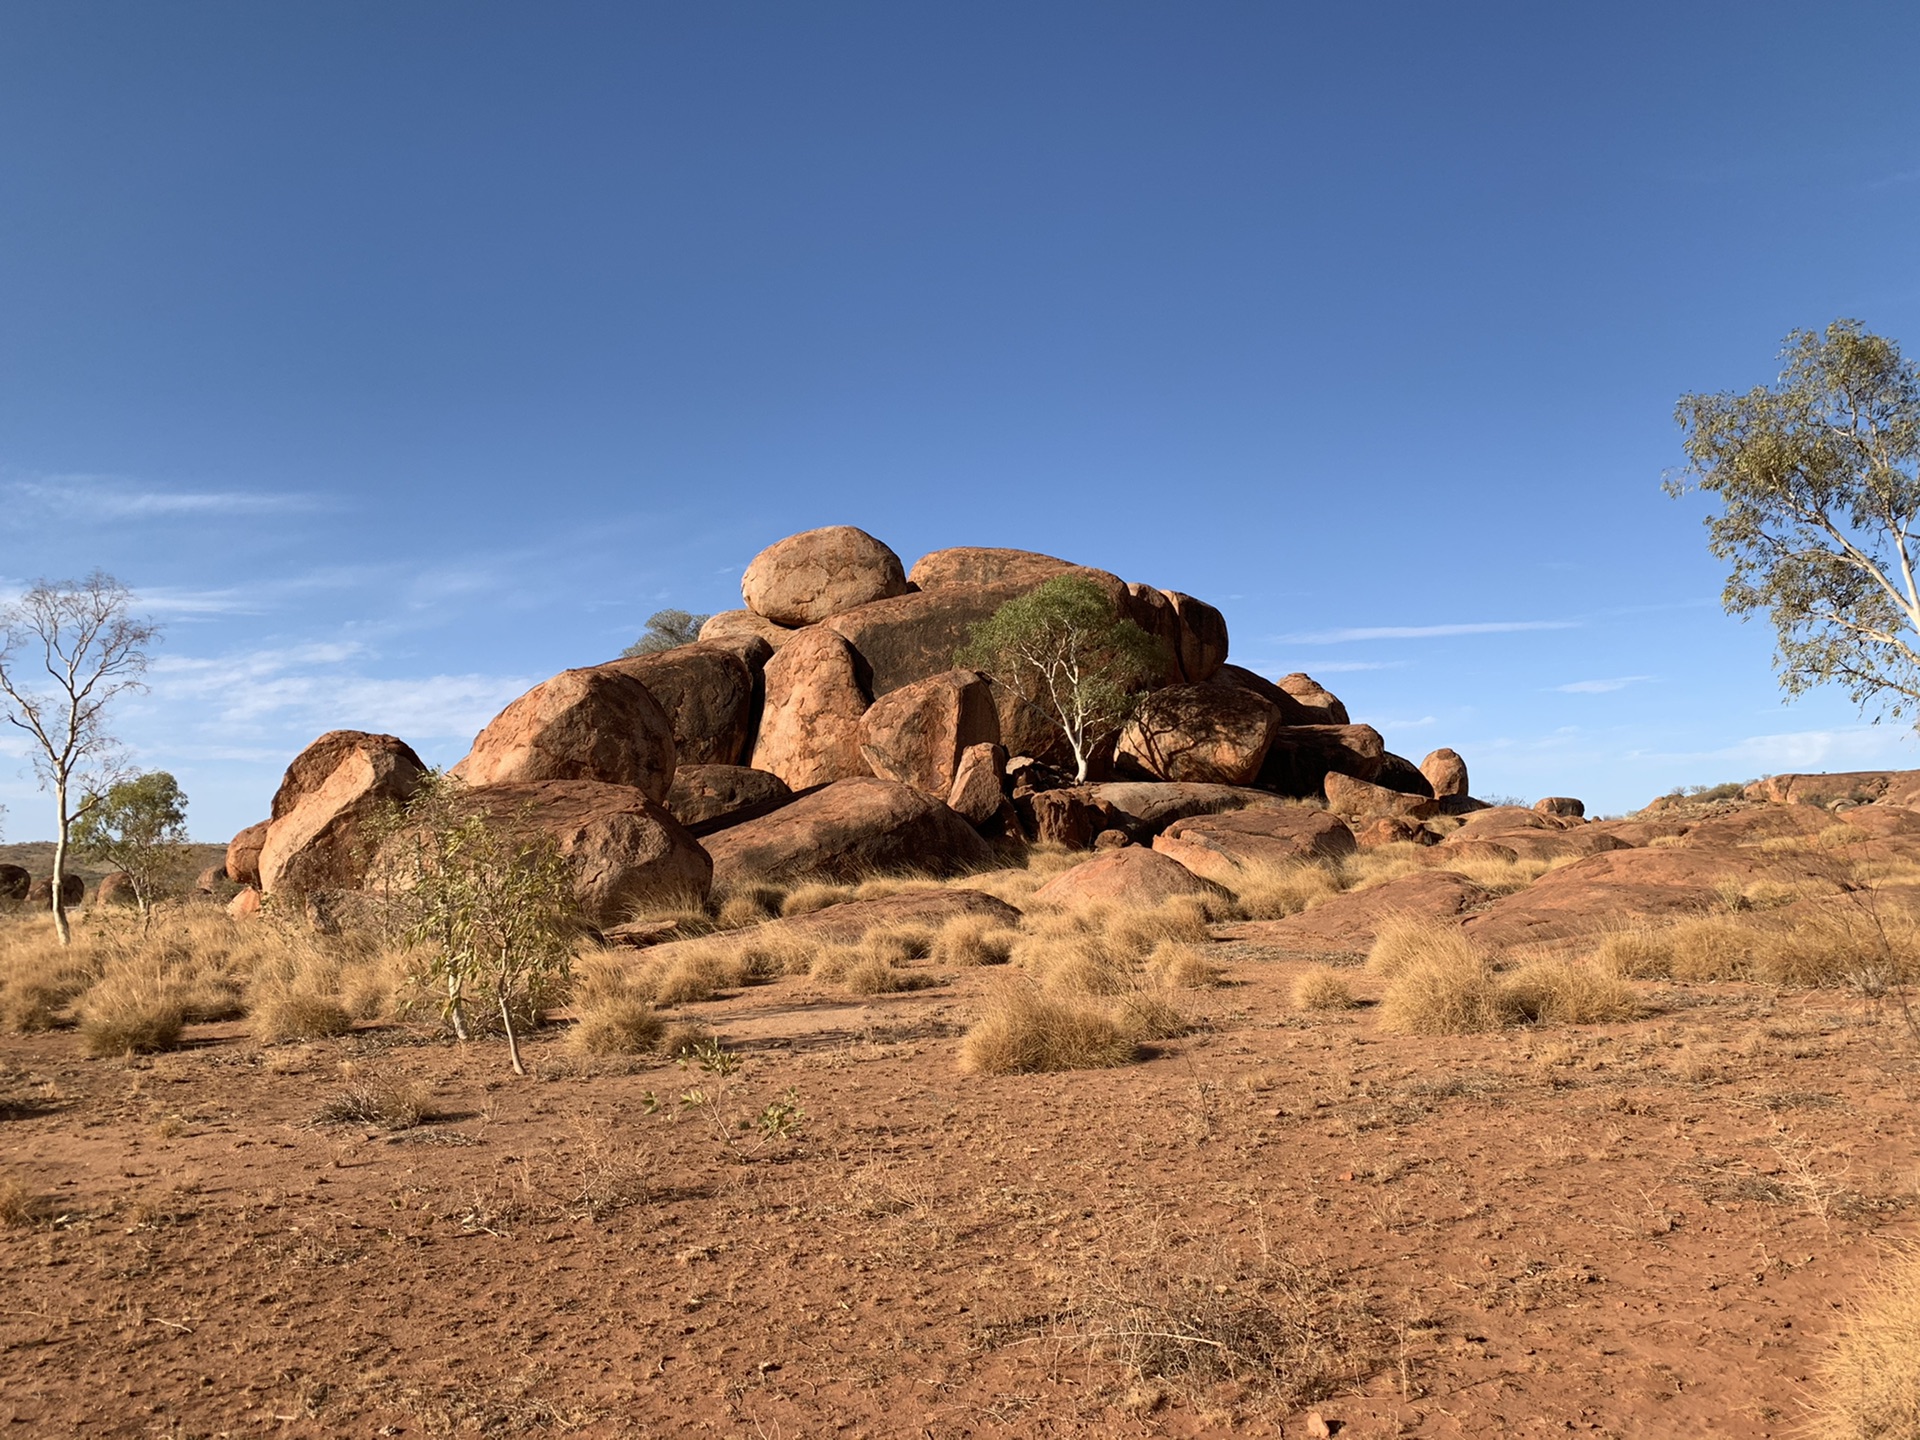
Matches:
[699,610,796,657]
[750,626,873,790]
[225,821,271,889]
[434,780,711,928]
[0,864,31,902]
[1161,591,1229,684]
[1838,804,1920,839]
[1152,806,1356,883]
[1033,847,1230,908]
[1356,816,1435,848]
[604,644,755,767]
[1324,771,1439,823]
[272,731,424,820]
[1115,685,1279,786]
[227,887,262,920]
[1744,770,1920,807]
[987,680,1076,771]
[821,587,1021,698]
[1083,781,1288,837]
[947,743,1009,826]
[702,777,995,885]
[1276,674,1350,726]
[775,888,1022,941]
[1373,752,1436,798]
[1421,748,1470,798]
[1261,723,1385,795]
[665,765,794,833]
[454,670,675,800]
[1018,788,1101,848]
[907,547,1078,591]
[26,874,85,907]
[742,526,909,627]
[95,872,135,906]
[261,732,427,896]
[1534,796,1586,819]
[858,670,1000,796]
[1218,870,1491,955]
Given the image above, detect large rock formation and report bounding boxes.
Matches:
[1260,723,1386,796]
[908,546,1079,591]
[742,526,909,626]
[1115,685,1279,786]
[454,669,675,801]
[858,669,1001,796]
[699,610,797,656]
[26,874,84,907]
[260,732,427,896]
[1033,847,1230,907]
[702,776,996,885]
[226,820,271,889]
[947,742,1009,826]
[0,864,30,903]
[1421,748,1470,798]
[821,588,1018,699]
[1161,591,1229,684]
[1323,770,1439,823]
[1276,674,1349,726]
[751,626,873,789]
[1150,806,1356,883]
[605,643,756,767]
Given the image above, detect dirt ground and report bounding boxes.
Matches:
[3,930,1916,1439]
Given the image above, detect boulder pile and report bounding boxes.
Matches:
[224,525,1505,922]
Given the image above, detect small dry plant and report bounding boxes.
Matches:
[958,978,1139,1074]
[1815,1243,1920,1439]
[317,1070,434,1130]
[1293,967,1357,1011]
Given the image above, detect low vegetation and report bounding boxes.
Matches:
[1817,1246,1920,1440]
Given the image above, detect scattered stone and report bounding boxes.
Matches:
[703,777,995,886]
[1534,796,1586,819]
[228,887,262,919]
[1032,847,1230,907]
[1093,828,1131,849]
[1019,788,1101,849]
[742,525,909,626]
[0,864,30,902]
[1354,816,1436,848]
[26,874,85,907]
[95,872,135,906]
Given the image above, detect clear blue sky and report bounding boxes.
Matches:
[5,2,1920,839]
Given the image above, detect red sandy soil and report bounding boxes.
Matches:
[3,941,1917,1438]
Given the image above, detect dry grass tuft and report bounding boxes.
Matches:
[1374,925,1508,1035]
[958,981,1139,1074]
[1499,960,1638,1025]
[839,955,940,996]
[780,882,854,917]
[861,922,936,965]
[1429,852,1560,895]
[568,995,665,1055]
[1293,967,1357,1011]
[316,1074,433,1130]
[1111,989,1188,1041]
[1815,1245,1920,1439]
[76,967,188,1056]
[1592,901,1920,989]
[1146,941,1224,989]
[250,988,353,1044]
[642,943,747,1006]
[1108,898,1215,959]
[931,915,1017,967]
[657,1021,713,1059]
[1366,914,1478,978]
[1220,858,1344,920]
[0,1174,37,1228]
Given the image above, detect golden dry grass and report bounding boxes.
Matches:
[1499,959,1637,1025]
[1592,901,1920,989]
[958,980,1139,1074]
[1293,966,1356,1011]
[1815,1245,1920,1439]
[780,882,855,917]
[1218,858,1344,920]
[567,994,665,1055]
[1146,941,1224,989]
[249,988,353,1044]
[1365,914,1480,979]
[930,915,1017,967]
[0,1174,36,1228]
[75,966,189,1055]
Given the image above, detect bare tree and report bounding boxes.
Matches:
[0,573,160,944]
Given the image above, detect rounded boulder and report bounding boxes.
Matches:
[453,668,675,800]
[742,526,909,627]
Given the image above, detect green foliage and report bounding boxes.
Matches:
[1672,320,1920,719]
[384,773,578,1074]
[956,574,1164,782]
[622,608,711,657]
[72,771,189,915]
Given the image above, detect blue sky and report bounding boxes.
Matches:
[4,2,1920,839]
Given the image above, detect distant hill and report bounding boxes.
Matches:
[0,841,229,884]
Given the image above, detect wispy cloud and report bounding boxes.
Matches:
[1379,714,1436,731]
[1866,164,1920,192]
[1555,675,1653,694]
[1285,620,1579,644]
[1633,727,1920,772]
[5,475,324,522]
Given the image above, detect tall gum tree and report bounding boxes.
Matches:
[0,573,161,944]
[1672,320,1920,720]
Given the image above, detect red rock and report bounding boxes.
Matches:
[0,864,30,902]
[1160,590,1228,683]
[26,874,84,907]
[699,609,796,657]
[750,626,873,790]
[604,643,756,767]
[227,887,262,920]
[907,547,1080,591]
[1083,781,1289,837]
[226,820,271,889]
[1534,796,1586,819]
[441,779,712,927]
[1421,748,1470,798]
[702,776,995,885]
[1745,770,1920,807]
[1208,665,1325,727]
[665,764,793,832]
[1585,818,1691,847]
[1425,839,1518,866]
[1217,870,1491,955]
[773,888,1021,941]
[1019,788,1100,848]
[1122,583,1188,685]
[260,731,427,896]
[1032,847,1229,908]
[742,526,908,626]
[272,731,424,819]
[1324,770,1438,823]
[195,864,234,896]
[1451,805,1568,835]
[987,678,1078,771]
[1276,674,1350,726]
[1261,723,1385,795]
[1115,684,1280,786]
[947,742,1009,826]
[453,670,674,800]
[1355,817,1433,848]
[1374,752,1436,798]
[859,670,1001,796]
[95,872,135,906]
[1840,804,1920,839]
[823,586,1024,698]
[1152,806,1356,882]
[1093,828,1131,849]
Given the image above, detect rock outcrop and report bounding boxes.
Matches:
[95,872,135,906]
[1421,748,1470,798]
[1151,806,1356,883]
[947,742,1009,826]
[261,732,426,896]
[0,864,30,903]
[858,670,1001,796]
[665,764,794,833]
[1261,723,1386,795]
[454,669,675,800]
[1323,771,1438,823]
[1034,847,1230,908]
[702,776,996,885]
[605,643,756,767]
[742,526,909,626]
[226,820,271,889]
[1115,685,1279,786]
[1276,674,1349,726]
[26,874,85,907]
[750,626,873,790]
[699,610,797,656]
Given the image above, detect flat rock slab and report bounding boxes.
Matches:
[1217,870,1492,956]
[1151,806,1355,883]
[775,888,1021,940]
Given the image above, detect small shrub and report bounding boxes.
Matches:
[840,956,940,995]
[1375,928,1507,1036]
[714,886,784,929]
[1366,915,1480,979]
[931,915,1016,967]
[646,944,746,1006]
[1499,960,1637,1025]
[251,988,353,1044]
[1112,989,1187,1041]
[1816,1246,1920,1439]
[317,1076,432,1130]
[657,1021,713,1059]
[860,923,936,966]
[959,982,1139,1074]
[0,1175,37,1228]
[1223,859,1343,920]
[76,969,187,1056]
[1293,967,1356,1011]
